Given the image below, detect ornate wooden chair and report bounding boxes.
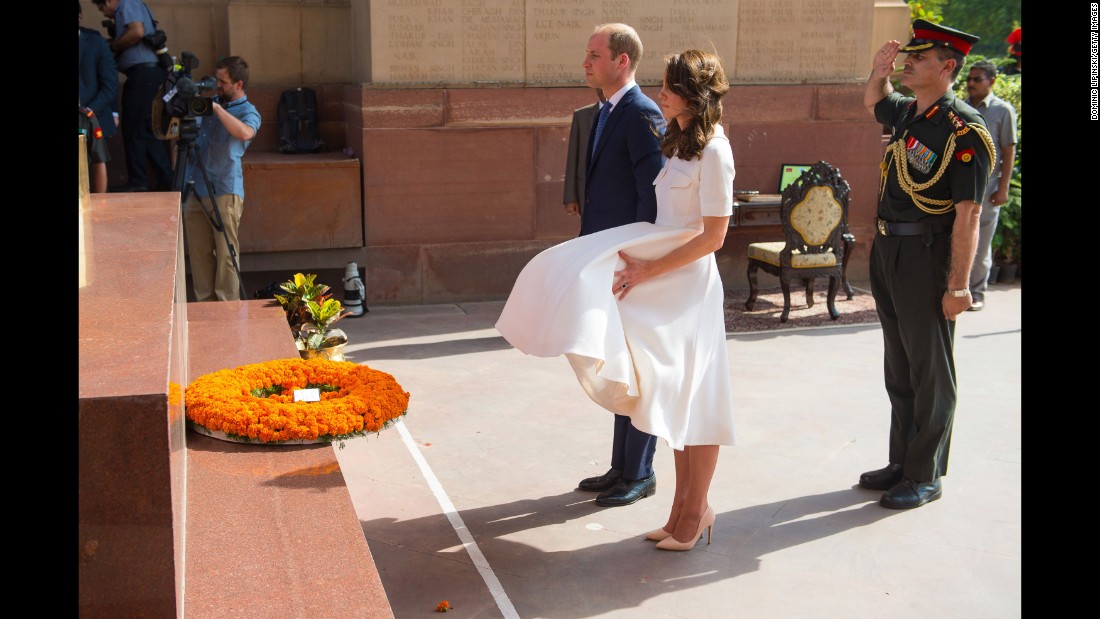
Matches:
[745,160,852,322]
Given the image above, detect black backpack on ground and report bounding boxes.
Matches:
[277,87,325,154]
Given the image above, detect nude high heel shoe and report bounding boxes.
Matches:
[644,528,672,541]
[655,506,715,551]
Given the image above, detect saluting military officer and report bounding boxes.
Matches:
[858,20,995,509]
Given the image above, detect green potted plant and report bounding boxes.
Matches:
[299,296,350,352]
[991,174,1021,282]
[274,273,351,360]
[274,273,325,337]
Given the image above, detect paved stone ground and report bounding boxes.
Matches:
[332,282,1021,619]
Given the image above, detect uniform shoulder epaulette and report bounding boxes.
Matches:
[947,109,970,137]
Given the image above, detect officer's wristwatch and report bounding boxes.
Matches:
[946,288,970,297]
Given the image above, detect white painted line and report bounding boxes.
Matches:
[395,419,520,619]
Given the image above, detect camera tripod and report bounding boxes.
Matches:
[172,116,248,300]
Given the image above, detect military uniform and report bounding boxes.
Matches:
[871,88,993,483]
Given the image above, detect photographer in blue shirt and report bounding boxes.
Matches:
[183,56,261,302]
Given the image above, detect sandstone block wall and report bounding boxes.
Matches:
[84,0,910,303]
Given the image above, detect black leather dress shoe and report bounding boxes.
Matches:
[880,478,942,509]
[595,474,655,507]
[578,468,622,492]
[858,463,904,490]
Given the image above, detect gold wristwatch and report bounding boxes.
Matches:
[946,288,970,297]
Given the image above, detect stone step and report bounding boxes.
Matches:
[184,300,392,618]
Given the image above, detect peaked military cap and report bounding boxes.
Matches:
[900,19,980,56]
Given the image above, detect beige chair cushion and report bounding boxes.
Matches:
[789,186,842,245]
[747,241,837,268]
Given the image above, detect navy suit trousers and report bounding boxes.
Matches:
[611,414,657,480]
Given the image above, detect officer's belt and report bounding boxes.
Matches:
[875,218,951,237]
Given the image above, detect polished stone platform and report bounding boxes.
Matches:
[79,188,391,618]
[79,191,188,617]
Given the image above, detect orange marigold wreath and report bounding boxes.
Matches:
[185,358,410,444]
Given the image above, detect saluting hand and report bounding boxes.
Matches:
[872,41,901,79]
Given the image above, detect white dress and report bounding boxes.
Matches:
[496,125,736,450]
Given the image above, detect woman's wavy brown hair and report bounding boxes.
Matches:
[658,50,729,161]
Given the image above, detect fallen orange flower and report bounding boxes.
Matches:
[436,600,451,612]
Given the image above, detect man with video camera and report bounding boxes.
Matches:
[182,56,261,302]
[93,0,173,192]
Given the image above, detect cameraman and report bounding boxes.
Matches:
[93,0,172,192]
[183,56,261,302]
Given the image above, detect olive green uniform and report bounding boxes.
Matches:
[871,90,993,482]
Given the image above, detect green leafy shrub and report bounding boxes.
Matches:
[909,0,947,23]
[992,174,1021,264]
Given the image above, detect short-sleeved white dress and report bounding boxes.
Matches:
[496,125,736,450]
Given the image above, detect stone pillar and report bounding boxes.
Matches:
[872,0,914,65]
[226,0,354,84]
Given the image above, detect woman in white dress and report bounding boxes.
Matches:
[496,50,735,552]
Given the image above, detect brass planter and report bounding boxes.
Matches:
[295,328,348,362]
[297,343,346,362]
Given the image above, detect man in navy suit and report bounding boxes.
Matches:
[575,23,665,507]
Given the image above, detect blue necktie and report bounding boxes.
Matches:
[591,103,612,158]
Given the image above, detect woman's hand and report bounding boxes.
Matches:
[613,216,729,300]
[613,251,652,300]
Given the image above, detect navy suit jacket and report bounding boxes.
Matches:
[579,85,664,236]
[79,27,119,139]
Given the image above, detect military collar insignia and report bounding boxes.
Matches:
[947,110,971,136]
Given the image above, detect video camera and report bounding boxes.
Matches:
[152,52,217,141]
[102,18,174,73]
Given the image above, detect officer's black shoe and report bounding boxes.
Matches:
[967,300,985,311]
[595,474,656,507]
[879,478,942,509]
[858,463,904,490]
[578,468,622,492]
